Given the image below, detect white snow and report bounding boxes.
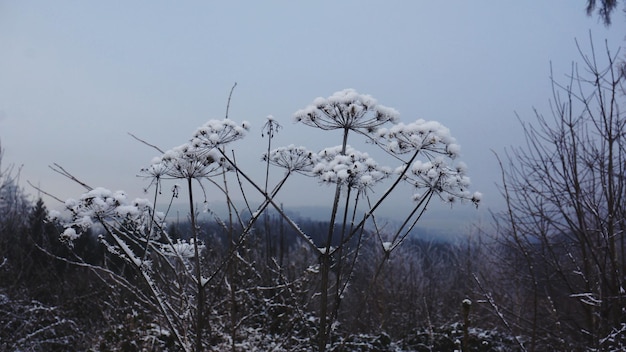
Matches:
[294,89,399,132]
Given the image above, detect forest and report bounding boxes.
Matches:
[1,39,625,351]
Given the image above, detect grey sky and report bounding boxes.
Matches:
[0,1,624,225]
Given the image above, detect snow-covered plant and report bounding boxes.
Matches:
[399,158,481,205]
[290,89,480,351]
[190,118,249,150]
[375,119,481,205]
[0,294,81,351]
[56,117,254,352]
[59,185,199,350]
[160,239,205,258]
[293,88,399,134]
[262,144,318,173]
[148,143,227,180]
[62,187,158,243]
[55,89,479,352]
[313,145,391,191]
[376,119,459,156]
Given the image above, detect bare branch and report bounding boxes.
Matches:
[49,163,92,191]
[128,132,164,154]
[26,180,64,203]
[225,82,237,119]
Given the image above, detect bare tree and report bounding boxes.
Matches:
[492,37,626,350]
[586,0,623,25]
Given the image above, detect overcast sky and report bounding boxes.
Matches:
[0,1,624,226]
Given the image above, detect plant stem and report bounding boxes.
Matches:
[187,177,205,352]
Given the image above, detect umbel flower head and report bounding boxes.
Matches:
[398,157,482,206]
[145,143,227,180]
[294,88,399,134]
[376,119,460,157]
[262,144,319,173]
[62,187,158,241]
[142,118,249,181]
[160,239,205,258]
[191,118,250,150]
[262,115,281,138]
[313,145,391,191]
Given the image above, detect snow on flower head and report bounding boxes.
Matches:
[401,157,480,206]
[160,239,204,258]
[141,119,246,182]
[377,119,457,157]
[62,187,159,241]
[313,145,391,190]
[293,89,399,134]
[145,143,227,180]
[462,298,472,308]
[191,119,249,150]
[61,227,79,242]
[262,144,319,173]
[262,115,282,138]
[140,160,169,179]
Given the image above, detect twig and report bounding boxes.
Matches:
[225,82,237,119]
[26,180,64,203]
[128,132,165,154]
[49,163,92,191]
[473,273,528,351]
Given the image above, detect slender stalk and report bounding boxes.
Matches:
[187,177,205,352]
[319,127,350,351]
[217,151,320,252]
[201,171,293,290]
[141,177,161,262]
[332,186,352,322]
[343,147,422,247]
[99,220,192,352]
[332,147,423,253]
[263,120,275,265]
[219,148,237,352]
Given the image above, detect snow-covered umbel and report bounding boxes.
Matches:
[313,145,391,190]
[145,143,226,180]
[371,119,480,205]
[376,119,459,157]
[160,239,205,258]
[62,187,159,241]
[262,115,281,138]
[142,119,249,181]
[190,118,250,150]
[293,89,399,133]
[398,157,482,205]
[262,144,319,173]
